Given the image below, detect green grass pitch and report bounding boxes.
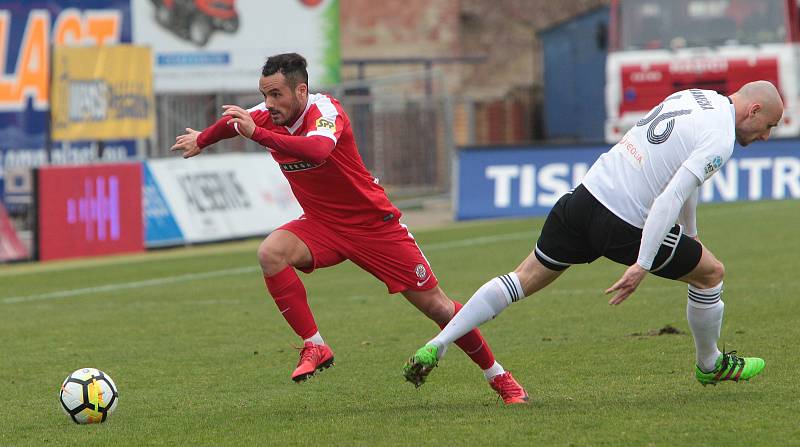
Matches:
[1,200,799,446]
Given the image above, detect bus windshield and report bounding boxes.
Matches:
[617,0,788,50]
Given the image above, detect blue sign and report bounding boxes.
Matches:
[457,140,800,220]
[143,162,184,248]
[0,1,134,204]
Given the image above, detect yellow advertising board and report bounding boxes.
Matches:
[51,45,154,141]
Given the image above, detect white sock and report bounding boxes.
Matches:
[483,361,506,380]
[428,272,524,355]
[686,281,724,372]
[304,331,325,345]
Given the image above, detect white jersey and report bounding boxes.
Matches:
[582,89,735,228]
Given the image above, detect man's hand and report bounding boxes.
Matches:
[605,263,648,305]
[222,105,255,138]
[170,127,203,158]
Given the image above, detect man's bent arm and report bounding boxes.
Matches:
[678,187,699,238]
[197,115,240,149]
[637,167,702,269]
[251,128,335,164]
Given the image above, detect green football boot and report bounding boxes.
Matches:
[403,344,439,388]
[696,350,765,386]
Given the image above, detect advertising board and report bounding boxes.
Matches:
[37,163,143,260]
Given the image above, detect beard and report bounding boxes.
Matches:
[270,98,301,126]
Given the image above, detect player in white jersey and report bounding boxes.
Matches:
[404,81,783,392]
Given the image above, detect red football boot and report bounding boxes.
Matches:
[489,372,529,404]
[291,342,335,382]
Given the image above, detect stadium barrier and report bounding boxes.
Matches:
[456,139,800,220]
[144,153,301,246]
[28,153,301,261]
[0,202,27,261]
[36,163,144,261]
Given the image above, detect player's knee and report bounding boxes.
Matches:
[710,259,725,284]
[257,239,288,271]
[695,258,725,288]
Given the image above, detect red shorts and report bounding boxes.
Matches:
[278,217,438,294]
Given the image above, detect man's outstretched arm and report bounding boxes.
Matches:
[170,115,240,158]
[222,105,335,164]
[171,103,274,158]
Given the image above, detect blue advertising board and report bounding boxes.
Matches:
[457,140,800,220]
[142,162,184,248]
[0,1,134,206]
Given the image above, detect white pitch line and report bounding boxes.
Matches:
[422,231,533,250]
[2,231,535,305]
[1,266,258,304]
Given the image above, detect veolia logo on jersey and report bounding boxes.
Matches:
[616,134,645,168]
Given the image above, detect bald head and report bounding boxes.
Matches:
[736,80,783,113]
[730,80,783,146]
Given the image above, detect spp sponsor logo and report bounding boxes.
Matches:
[315,117,336,132]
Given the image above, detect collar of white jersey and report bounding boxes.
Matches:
[285,93,322,134]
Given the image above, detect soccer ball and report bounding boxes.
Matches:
[59,368,119,424]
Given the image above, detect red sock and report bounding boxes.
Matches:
[439,300,496,370]
[264,266,317,339]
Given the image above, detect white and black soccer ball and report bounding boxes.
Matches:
[59,368,119,424]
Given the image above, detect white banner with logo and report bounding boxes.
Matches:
[132,0,340,92]
[147,153,302,243]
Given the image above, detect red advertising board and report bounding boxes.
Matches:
[37,163,143,261]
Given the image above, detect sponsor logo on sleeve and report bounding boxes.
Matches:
[703,155,724,177]
[315,117,336,132]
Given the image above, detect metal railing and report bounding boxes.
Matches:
[151,70,456,196]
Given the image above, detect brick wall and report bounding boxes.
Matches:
[340,0,463,85]
[341,0,609,98]
[341,0,609,144]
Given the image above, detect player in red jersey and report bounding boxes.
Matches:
[170,53,528,403]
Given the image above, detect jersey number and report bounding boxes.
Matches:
[636,103,693,144]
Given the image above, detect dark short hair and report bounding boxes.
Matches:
[262,53,309,88]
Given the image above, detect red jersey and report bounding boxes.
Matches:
[197,93,400,228]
